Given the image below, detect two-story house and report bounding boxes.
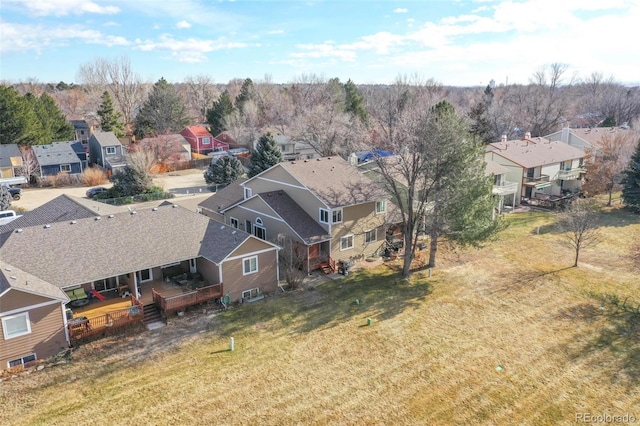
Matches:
[0,144,23,180]
[199,156,388,272]
[544,126,633,151]
[485,133,586,205]
[181,126,229,156]
[88,131,128,174]
[33,142,86,178]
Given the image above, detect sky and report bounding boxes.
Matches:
[1,0,638,87]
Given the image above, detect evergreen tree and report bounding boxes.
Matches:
[247,132,283,177]
[134,77,188,139]
[97,91,125,137]
[0,186,12,211]
[621,140,640,213]
[31,93,74,143]
[235,78,254,113]
[0,86,40,145]
[206,90,234,136]
[343,79,368,124]
[601,116,616,127]
[109,164,153,197]
[204,155,244,186]
[468,85,494,144]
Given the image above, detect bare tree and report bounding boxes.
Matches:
[18,146,41,184]
[76,55,147,128]
[183,75,218,124]
[557,199,602,267]
[133,135,184,170]
[583,130,638,205]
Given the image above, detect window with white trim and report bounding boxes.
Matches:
[230,217,239,228]
[242,288,261,300]
[253,218,266,240]
[243,256,258,275]
[202,137,211,145]
[60,164,71,172]
[364,229,377,244]
[376,200,386,214]
[332,208,343,223]
[136,268,153,283]
[8,353,36,368]
[105,146,116,155]
[319,208,329,224]
[2,312,31,340]
[340,235,354,251]
[244,187,252,199]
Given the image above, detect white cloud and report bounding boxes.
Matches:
[393,8,408,13]
[267,30,285,35]
[176,20,191,29]
[0,22,128,53]
[134,34,248,63]
[4,0,120,16]
[103,21,120,27]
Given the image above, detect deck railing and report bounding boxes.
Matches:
[152,283,223,315]
[492,181,519,195]
[69,295,144,342]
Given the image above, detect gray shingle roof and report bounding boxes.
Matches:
[258,190,329,244]
[33,142,82,167]
[486,137,585,169]
[199,178,247,213]
[0,205,258,288]
[0,144,22,169]
[0,194,120,235]
[277,156,386,208]
[91,130,122,147]
[0,260,68,301]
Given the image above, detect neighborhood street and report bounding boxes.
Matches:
[10,168,213,213]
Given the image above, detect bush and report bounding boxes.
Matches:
[82,167,108,187]
[42,171,77,188]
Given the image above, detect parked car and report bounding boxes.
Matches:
[86,187,107,198]
[1,184,21,200]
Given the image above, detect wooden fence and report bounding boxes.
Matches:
[68,296,144,342]
[152,283,223,316]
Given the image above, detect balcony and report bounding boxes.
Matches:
[492,181,518,195]
[523,175,551,189]
[556,168,586,181]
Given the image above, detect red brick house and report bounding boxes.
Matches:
[180,126,229,155]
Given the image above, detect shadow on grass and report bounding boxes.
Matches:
[557,293,640,387]
[489,266,575,294]
[212,266,432,337]
[531,207,640,236]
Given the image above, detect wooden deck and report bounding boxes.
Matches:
[152,283,223,316]
[68,295,144,343]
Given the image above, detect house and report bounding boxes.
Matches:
[199,178,248,222]
[137,134,192,163]
[0,203,280,369]
[485,159,519,214]
[214,131,241,149]
[33,142,85,178]
[88,131,128,173]
[485,133,586,206]
[70,120,93,144]
[199,156,388,271]
[0,144,23,179]
[181,126,229,156]
[545,126,635,151]
[270,134,317,161]
[0,260,70,370]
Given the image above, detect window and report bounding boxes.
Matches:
[243,256,258,275]
[244,187,252,199]
[8,354,36,368]
[340,235,354,251]
[202,137,211,145]
[136,269,152,283]
[230,217,239,228]
[332,208,343,223]
[376,201,386,214]
[245,220,252,234]
[2,312,31,340]
[242,288,261,300]
[319,208,329,224]
[365,229,377,244]
[253,218,266,240]
[105,146,116,155]
[60,164,71,172]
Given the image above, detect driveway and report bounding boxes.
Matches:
[10,168,212,212]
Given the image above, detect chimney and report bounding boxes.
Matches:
[524,132,531,140]
[501,135,507,143]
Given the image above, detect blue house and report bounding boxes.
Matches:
[33,142,84,178]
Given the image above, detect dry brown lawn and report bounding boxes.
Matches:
[1,204,639,425]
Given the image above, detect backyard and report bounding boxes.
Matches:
[1,202,639,425]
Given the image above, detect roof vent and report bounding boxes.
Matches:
[10,276,17,280]
[95,216,101,220]
[4,267,11,271]
[44,224,51,229]
[173,204,178,208]
[108,214,115,218]
[130,211,137,215]
[16,229,23,233]
[70,220,77,224]
[152,207,158,211]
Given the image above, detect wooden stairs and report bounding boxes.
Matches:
[143,303,163,325]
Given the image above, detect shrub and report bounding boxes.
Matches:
[42,171,74,188]
[82,167,108,187]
